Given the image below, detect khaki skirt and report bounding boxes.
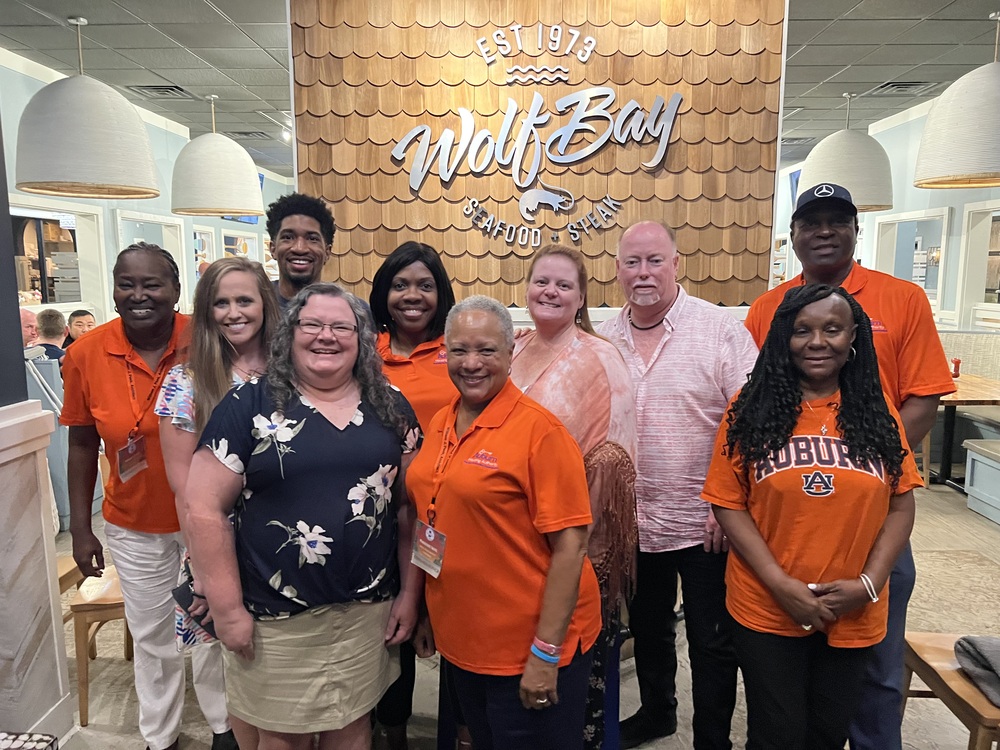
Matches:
[222,600,399,733]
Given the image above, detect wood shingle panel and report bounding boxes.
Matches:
[294,0,783,306]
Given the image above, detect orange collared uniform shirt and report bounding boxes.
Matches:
[745,263,956,409]
[376,332,457,432]
[701,393,923,647]
[406,379,602,675]
[61,314,190,534]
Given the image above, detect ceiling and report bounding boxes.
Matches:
[1,0,998,179]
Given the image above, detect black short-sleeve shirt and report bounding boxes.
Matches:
[199,379,421,619]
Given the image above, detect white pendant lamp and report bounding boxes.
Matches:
[15,17,159,199]
[171,95,265,216]
[797,93,893,211]
[914,13,1000,189]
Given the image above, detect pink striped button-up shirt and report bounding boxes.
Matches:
[597,286,759,552]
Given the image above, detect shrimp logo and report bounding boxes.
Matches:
[518,181,576,222]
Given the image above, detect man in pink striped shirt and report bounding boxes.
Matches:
[598,221,758,749]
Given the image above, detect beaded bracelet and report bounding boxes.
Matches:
[530,644,560,664]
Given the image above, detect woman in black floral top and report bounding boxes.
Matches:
[184,283,422,749]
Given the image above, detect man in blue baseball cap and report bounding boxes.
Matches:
[745,183,954,750]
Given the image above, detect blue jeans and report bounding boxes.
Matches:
[848,543,916,750]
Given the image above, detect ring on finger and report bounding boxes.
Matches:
[802,624,813,631]
[536,698,548,704]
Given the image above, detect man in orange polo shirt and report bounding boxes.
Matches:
[745,183,955,750]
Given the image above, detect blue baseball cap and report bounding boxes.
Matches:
[792,183,858,222]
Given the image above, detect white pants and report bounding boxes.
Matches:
[104,522,229,750]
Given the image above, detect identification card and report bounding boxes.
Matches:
[117,435,149,483]
[411,519,446,578]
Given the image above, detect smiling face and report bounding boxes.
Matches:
[112,251,180,338]
[526,254,585,330]
[790,208,859,282]
[291,294,359,386]
[274,214,330,290]
[616,222,680,310]
[212,270,264,352]
[446,309,512,414]
[789,294,857,395]
[388,261,438,340]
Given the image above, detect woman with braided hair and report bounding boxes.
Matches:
[700,283,921,750]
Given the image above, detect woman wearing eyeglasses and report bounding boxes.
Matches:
[182,283,423,750]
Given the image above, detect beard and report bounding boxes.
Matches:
[628,289,663,307]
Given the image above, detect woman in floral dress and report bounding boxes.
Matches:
[183,283,422,750]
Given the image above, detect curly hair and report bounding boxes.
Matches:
[725,284,907,488]
[267,282,409,438]
[370,241,455,339]
[187,257,281,433]
[265,193,335,246]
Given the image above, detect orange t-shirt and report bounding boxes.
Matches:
[61,314,190,533]
[701,392,922,647]
[376,332,457,432]
[745,263,955,409]
[405,379,602,675]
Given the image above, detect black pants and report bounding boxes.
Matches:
[445,648,593,750]
[628,545,736,750]
[733,622,873,750]
[376,639,415,727]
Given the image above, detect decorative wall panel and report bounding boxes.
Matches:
[292,0,783,306]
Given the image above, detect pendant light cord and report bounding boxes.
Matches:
[843,92,854,130]
[207,94,219,134]
[75,22,84,75]
[994,12,999,63]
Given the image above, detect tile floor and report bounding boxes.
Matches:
[58,483,1000,749]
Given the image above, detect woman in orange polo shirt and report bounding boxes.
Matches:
[701,284,920,750]
[370,241,458,749]
[407,295,601,750]
[62,242,230,750]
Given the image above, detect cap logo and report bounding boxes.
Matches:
[813,184,836,198]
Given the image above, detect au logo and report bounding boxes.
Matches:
[801,471,835,497]
[390,23,682,247]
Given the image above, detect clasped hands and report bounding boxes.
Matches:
[774,575,873,633]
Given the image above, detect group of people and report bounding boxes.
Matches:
[59,182,952,750]
[20,306,96,363]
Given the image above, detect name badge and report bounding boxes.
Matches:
[411,519,446,578]
[117,435,149,483]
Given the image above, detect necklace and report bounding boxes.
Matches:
[803,398,835,436]
[628,310,666,331]
[232,363,263,383]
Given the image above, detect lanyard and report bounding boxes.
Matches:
[427,421,459,528]
[125,357,171,441]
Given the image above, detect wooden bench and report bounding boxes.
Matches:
[903,632,1000,750]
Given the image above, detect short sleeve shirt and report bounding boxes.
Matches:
[701,392,923,647]
[155,364,246,433]
[376,332,457,432]
[199,380,422,619]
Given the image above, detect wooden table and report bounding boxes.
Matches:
[936,374,1000,492]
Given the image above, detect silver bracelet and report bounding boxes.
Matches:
[859,573,879,603]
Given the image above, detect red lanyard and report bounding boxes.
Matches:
[125,357,171,441]
[427,421,459,528]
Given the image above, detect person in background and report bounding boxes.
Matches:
[408,296,601,750]
[744,183,955,750]
[62,242,232,750]
[265,193,335,310]
[35,308,68,363]
[598,221,758,750]
[20,307,38,347]
[183,283,422,750]
[704,284,920,749]
[370,241,458,750]
[511,244,637,750]
[156,256,281,747]
[64,309,98,347]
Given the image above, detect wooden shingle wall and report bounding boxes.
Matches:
[291,0,783,306]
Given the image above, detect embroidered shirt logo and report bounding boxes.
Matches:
[870,319,888,333]
[434,349,448,364]
[465,449,499,470]
[802,470,835,497]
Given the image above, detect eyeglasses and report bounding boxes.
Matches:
[294,320,358,337]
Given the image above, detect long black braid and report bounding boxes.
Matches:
[726,284,907,488]
[113,241,181,288]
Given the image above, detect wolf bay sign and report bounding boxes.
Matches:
[390,23,683,248]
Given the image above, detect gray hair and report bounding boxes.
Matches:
[267,282,408,436]
[445,295,514,349]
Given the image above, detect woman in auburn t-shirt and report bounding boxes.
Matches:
[701,284,921,750]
